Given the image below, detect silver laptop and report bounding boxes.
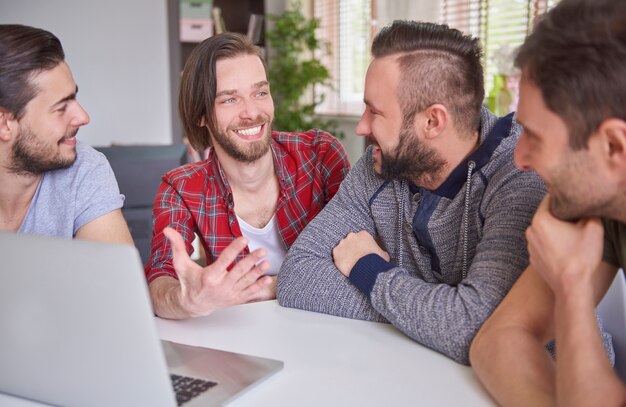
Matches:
[0,232,283,406]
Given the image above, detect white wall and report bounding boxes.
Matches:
[0,0,174,147]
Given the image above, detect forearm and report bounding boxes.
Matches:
[277,228,384,321]
[471,323,556,406]
[554,280,626,406]
[149,276,206,320]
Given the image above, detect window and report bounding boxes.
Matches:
[313,0,373,116]
[441,0,561,112]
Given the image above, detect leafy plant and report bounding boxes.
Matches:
[266,3,342,138]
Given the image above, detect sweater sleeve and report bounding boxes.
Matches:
[364,169,545,364]
[276,153,387,322]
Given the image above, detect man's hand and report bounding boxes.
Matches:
[164,227,274,317]
[526,195,604,294]
[332,230,390,277]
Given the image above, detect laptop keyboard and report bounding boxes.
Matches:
[170,374,217,406]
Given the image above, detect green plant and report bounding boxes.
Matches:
[266,3,343,138]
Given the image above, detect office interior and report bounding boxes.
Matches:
[7,1,609,406]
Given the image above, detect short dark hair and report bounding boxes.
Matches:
[179,32,266,152]
[0,24,65,120]
[515,0,626,150]
[371,21,484,136]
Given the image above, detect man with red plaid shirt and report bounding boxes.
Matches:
[145,33,350,319]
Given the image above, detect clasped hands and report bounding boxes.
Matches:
[332,230,390,277]
[164,227,276,317]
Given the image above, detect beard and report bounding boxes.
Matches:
[212,115,272,163]
[379,121,446,185]
[9,126,77,176]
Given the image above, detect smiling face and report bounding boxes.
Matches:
[210,54,274,163]
[515,72,613,220]
[9,62,89,175]
[355,56,445,184]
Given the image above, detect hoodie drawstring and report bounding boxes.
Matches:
[462,160,476,279]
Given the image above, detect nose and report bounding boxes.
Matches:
[239,97,261,120]
[71,101,90,127]
[514,132,532,171]
[355,109,371,138]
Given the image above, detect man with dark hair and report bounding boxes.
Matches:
[0,25,132,243]
[145,33,350,319]
[470,0,626,404]
[276,20,546,364]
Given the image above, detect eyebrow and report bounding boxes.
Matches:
[516,118,539,139]
[363,97,382,113]
[51,85,79,109]
[216,81,270,97]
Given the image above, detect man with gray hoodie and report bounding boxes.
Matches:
[276,20,546,364]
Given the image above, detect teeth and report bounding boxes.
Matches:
[236,126,262,136]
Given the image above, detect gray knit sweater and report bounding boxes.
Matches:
[276,109,546,365]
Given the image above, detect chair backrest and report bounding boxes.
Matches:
[96,144,188,265]
[597,269,626,382]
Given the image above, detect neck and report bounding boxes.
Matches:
[417,130,480,190]
[214,148,276,194]
[0,168,42,231]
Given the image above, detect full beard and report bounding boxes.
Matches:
[379,123,446,185]
[9,127,77,176]
[212,115,272,163]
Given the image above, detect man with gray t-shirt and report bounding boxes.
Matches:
[0,24,132,244]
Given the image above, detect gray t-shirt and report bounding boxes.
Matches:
[18,141,124,237]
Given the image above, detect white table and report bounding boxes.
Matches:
[156,300,496,406]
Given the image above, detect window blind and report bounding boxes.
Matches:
[313,0,373,116]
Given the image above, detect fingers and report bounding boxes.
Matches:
[227,247,268,282]
[208,236,249,274]
[231,260,270,292]
[240,275,276,302]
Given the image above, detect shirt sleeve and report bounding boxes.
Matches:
[73,149,124,234]
[144,179,197,284]
[315,132,351,203]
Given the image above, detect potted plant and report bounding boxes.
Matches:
[266,3,342,138]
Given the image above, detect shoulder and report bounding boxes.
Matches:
[161,158,214,189]
[272,129,345,155]
[75,142,111,170]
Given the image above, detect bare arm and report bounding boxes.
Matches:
[471,196,621,406]
[75,209,133,245]
[525,197,622,406]
[470,265,558,407]
[149,227,275,319]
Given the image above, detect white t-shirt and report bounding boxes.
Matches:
[236,214,287,276]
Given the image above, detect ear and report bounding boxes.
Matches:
[198,115,207,127]
[599,118,626,164]
[0,107,16,142]
[419,104,448,140]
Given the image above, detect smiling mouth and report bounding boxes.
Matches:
[233,124,265,140]
[236,125,262,136]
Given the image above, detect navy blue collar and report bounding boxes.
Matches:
[409,112,515,199]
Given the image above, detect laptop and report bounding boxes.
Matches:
[0,232,283,406]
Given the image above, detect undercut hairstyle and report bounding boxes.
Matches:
[371,21,484,137]
[179,32,266,152]
[516,0,626,150]
[0,24,65,120]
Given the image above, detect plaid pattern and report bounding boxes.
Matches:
[145,129,350,283]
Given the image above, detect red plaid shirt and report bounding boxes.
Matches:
[145,129,350,283]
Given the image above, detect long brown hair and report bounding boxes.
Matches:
[179,32,266,153]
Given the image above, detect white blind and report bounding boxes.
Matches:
[442,0,560,108]
[314,0,372,116]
